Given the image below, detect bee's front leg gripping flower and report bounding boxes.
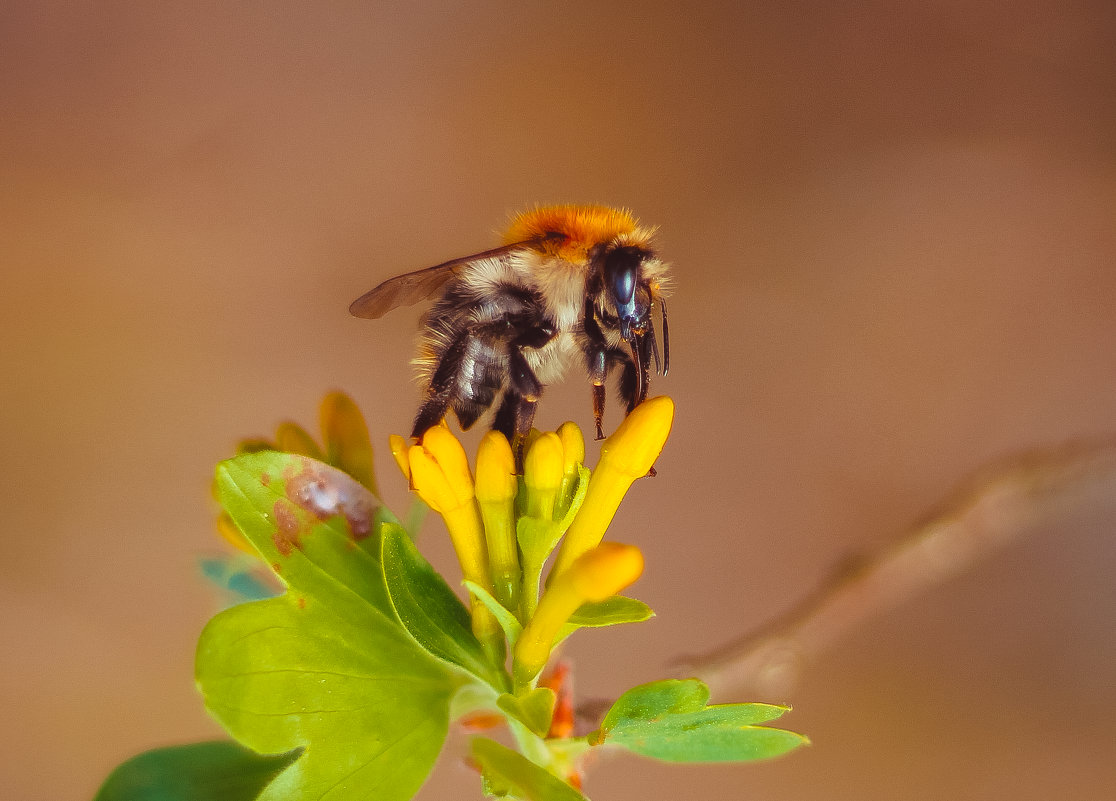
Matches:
[513,542,644,690]
[401,427,502,658]
[550,396,674,578]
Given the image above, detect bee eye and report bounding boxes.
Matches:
[603,247,641,307]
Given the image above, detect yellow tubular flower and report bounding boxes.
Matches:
[406,429,490,587]
[550,396,675,578]
[475,430,520,610]
[523,432,564,520]
[275,421,324,460]
[406,427,502,658]
[320,391,377,494]
[555,421,585,515]
[556,421,585,475]
[522,427,542,456]
[388,434,411,482]
[514,543,645,688]
[410,426,474,508]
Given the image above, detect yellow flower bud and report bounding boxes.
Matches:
[389,434,411,482]
[514,543,644,686]
[412,425,475,512]
[550,397,674,577]
[560,542,645,603]
[522,427,542,455]
[475,431,520,610]
[599,395,675,479]
[274,422,324,460]
[320,391,376,493]
[407,445,459,514]
[555,421,585,517]
[406,428,492,606]
[524,431,564,519]
[475,431,517,504]
[216,511,254,554]
[556,421,585,476]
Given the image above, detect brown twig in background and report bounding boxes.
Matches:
[668,437,1116,701]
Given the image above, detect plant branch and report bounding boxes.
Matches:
[672,437,1116,700]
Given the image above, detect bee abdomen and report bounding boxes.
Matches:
[453,338,510,430]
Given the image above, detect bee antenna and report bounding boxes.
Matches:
[649,314,662,376]
[659,297,670,377]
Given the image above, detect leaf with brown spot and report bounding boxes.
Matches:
[201,451,487,801]
[215,453,392,612]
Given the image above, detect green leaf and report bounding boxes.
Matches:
[568,595,653,627]
[471,738,589,801]
[555,465,591,529]
[215,452,392,612]
[517,517,566,567]
[517,516,566,618]
[555,595,654,644]
[201,451,472,801]
[598,678,709,723]
[382,523,507,689]
[354,504,405,560]
[94,741,298,801]
[497,688,556,737]
[465,579,523,647]
[403,497,428,540]
[591,679,807,763]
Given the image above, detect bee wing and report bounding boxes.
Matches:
[348,238,550,319]
[348,262,459,319]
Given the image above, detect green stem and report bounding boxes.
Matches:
[519,555,543,624]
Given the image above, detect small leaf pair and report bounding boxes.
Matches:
[591,679,809,763]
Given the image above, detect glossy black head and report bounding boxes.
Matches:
[602,245,650,341]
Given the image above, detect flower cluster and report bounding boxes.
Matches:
[391,396,675,689]
[119,390,805,801]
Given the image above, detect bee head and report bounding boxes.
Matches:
[602,245,651,342]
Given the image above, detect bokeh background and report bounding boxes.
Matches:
[3,2,1115,799]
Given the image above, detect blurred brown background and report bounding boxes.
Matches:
[3,2,1115,799]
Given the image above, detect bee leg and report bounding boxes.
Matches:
[582,296,611,440]
[493,390,538,468]
[586,350,608,440]
[503,358,541,434]
[501,325,553,452]
[492,392,517,440]
[612,340,651,416]
[507,333,550,403]
[592,384,606,440]
[616,351,640,415]
[633,332,652,406]
[411,334,470,437]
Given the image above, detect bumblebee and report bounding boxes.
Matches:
[349,204,670,441]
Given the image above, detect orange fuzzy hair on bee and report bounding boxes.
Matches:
[503,204,655,265]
